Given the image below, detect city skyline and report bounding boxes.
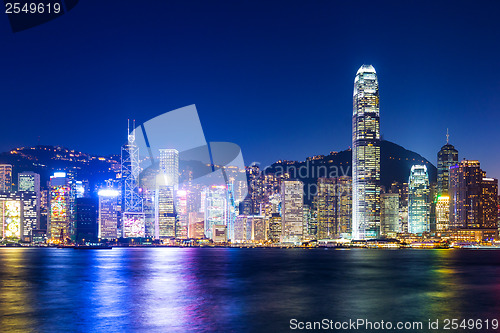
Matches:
[2,1,500,180]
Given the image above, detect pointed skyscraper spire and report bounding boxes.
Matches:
[446,128,449,144]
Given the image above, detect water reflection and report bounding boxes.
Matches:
[0,248,499,332]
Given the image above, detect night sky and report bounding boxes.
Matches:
[1,1,500,178]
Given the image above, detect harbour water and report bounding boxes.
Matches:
[0,248,499,332]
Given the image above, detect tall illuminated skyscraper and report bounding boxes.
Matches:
[48,172,71,242]
[437,130,458,196]
[121,120,143,213]
[203,185,228,240]
[449,160,482,229]
[352,64,381,239]
[315,178,336,239]
[98,188,120,239]
[408,165,430,234]
[121,120,145,238]
[18,172,41,232]
[159,149,179,188]
[280,180,303,243]
[380,193,400,235]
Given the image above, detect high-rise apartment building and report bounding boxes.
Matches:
[352,65,381,239]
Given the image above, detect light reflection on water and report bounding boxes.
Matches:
[0,248,499,332]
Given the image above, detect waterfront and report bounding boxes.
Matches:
[0,248,499,332]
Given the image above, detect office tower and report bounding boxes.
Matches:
[121,120,143,213]
[449,160,483,229]
[280,180,304,243]
[204,185,228,240]
[212,225,227,243]
[247,165,264,214]
[352,64,381,239]
[176,190,188,239]
[0,193,21,239]
[75,197,98,242]
[40,189,49,232]
[234,215,267,243]
[408,165,430,234]
[139,167,158,238]
[48,172,72,242]
[18,172,40,192]
[98,188,120,239]
[0,164,13,192]
[121,121,145,237]
[155,184,176,238]
[380,193,400,235]
[480,177,498,229]
[188,212,204,239]
[437,130,458,196]
[390,182,409,233]
[18,172,41,231]
[159,149,179,189]
[435,195,450,231]
[336,176,352,236]
[315,178,337,239]
[268,213,282,242]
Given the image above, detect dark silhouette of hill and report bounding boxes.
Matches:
[264,140,436,203]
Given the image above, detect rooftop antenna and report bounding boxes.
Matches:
[446,128,449,144]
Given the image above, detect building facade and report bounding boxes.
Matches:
[408,165,430,234]
[280,180,303,243]
[352,65,381,239]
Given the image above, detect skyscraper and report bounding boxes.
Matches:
[336,176,352,236]
[75,197,98,242]
[280,180,304,243]
[18,172,40,192]
[155,184,176,238]
[98,188,120,239]
[352,65,381,239]
[408,165,430,234]
[159,149,179,189]
[0,164,12,192]
[121,121,145,238]
[437,131,458,196]
[315,178,337,239]
[18,172,41,232]
[48,172,72,242]
[203,185,228,240]
[121,120,143,213]
[435,195,450,231]
[480,177,498,229]
[449,160,482,229]
[380,193,400,235]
